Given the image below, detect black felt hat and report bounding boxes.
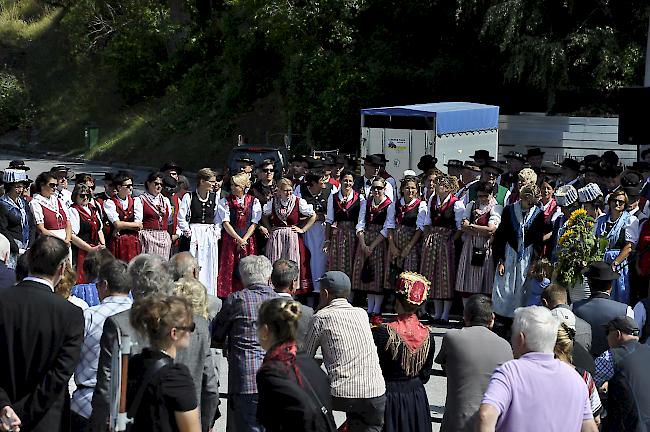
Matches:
[504,151,527,162]
[362,154,384,166]
[444,159,464,168]
[8,160,29,171]
[160,161,184,174]
[469,150,494,161]
[620,170,645,196]
[560,158,581,172]
[526,148,545,158]
[583,261,620,281]
[417,155,438,171]
[480,160,504,174]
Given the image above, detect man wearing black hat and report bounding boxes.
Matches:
[160,162,183,181]
[500,151,527,190]
[458,161,510,206]
[354,154,394,200]
[50,165,73,207]
[321,156,340,190]
[525,148,545,172]
[559,158,584,189]
[468,150,494,167]
[593,315,650,431]
[287,155,310,187]
[444,160,464,185]
[573,262,634,358]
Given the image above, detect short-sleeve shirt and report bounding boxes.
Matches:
[482,352,592,432]
[127,349,197,432]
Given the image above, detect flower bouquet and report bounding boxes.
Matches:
[555,208,607,288]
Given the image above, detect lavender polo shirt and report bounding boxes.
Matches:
[482,352,593,432]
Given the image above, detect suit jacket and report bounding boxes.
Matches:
[0,262,16,290]
[277,293,313,348]
[0,198,36,253]
[0,279,84,432]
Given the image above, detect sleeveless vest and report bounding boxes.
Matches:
[188,192,217,224]
[42,199,68,230]
[226,194,255,237]
[71,204,100,245]
[396,199,421,227]
[112,196,137,234]
[299,183,331,215]
[365,197,392,226]
[141,196,169,230]
[429,195,459,230]
[334,192,361,223]
[270,197,300,227]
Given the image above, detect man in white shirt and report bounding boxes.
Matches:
[50,165,73,207]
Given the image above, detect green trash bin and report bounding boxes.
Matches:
[85,125,99,149]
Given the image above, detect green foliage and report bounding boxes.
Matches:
[0,71,34,133]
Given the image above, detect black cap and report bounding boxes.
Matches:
[317,271,351,292]
[289,155,309,164]
[539,162,562,175]
[604,316,639,336]
[583,261,620,281]
[102,172,114,182]
[444,159,464,168]
[480,160,504,174]
[362,154,384,166]
[50,165,70,173]
[526,147,545,158]
[321,156,337,166]
[602,150,619,167]
[160,161,183,174]
[469,150,494,161]
[620,170,645,197]
[504,151,527,162]
[417,155,438,171]
[8,160,29,171]
[162,174,177,189]
[370,154,389,166]
[559,158,581,172]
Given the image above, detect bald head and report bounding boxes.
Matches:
[169,252,199,281]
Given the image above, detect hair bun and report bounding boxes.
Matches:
[280,300,302,323]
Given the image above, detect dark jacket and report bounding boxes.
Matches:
[0,279,84,431]
[0,261,16,290]
[573,292,629,358]
[492,204,547,263]
[257,350,335,432]
[0,198,36,253]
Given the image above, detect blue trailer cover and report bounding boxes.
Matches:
[360,102,499,135]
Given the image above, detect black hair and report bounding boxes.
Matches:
[464,294,494,326]
[144,171,165,188]
[98,260,131,295]
[271,259,300,289]
[27,236,69,277]
[339,170,355,182]
[34,172,56,194]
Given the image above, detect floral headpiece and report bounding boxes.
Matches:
[396,272,431,305]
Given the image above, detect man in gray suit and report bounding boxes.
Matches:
[271,259,314,348]
[88,254,175,432]
[435,294,513,432]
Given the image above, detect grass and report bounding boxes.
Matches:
[0,0,61,48]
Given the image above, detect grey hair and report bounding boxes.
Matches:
[512,306,559,353]
[128,254,174,299]
[271,259,299,289]
[177,175,190,191]
[239,255,272,287]
[169,252,199,281]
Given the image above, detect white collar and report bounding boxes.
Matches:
[24,276,55,292]
[276,291,293,298]
[338,189,354,200]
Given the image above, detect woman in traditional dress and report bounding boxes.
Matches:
[422,168,442,202]
[217,172,261,298]
[104,171,142,263]
[372,272,434,432]
[455,181,503,303]
[388,176,426,277]
[352,176,395,316]
[262,178,316,292]
[295,171,332,302]
[419,174,465,324]
[137,172,173,259]
[177,168,222,296]
[69,184,106,283]
[595,189,639,304]
[29,171,72,254]
[492,184,546,335]
[0,169,35,268]
[323,170,364,276]
[539,176,561,257]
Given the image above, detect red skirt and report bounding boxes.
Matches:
[217,233,257,298]
[295,236,313,296]
[73,247,90,284]
[109,232,141,264]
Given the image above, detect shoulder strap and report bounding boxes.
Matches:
[300,373,336,432]
[127,357,174,418]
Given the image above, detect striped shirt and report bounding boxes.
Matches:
[212,284,278,394]
[305,298,385,399]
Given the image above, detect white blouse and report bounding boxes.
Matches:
[217,196,262,224]
[103,196,143,223]
[30,194,70,226]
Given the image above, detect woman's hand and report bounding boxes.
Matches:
[400,245,411,259]
[389,243,400,258]
[237,237,247,248]
[461,219,470,229]
[1,406,21,432]
[258,226,270,238]
[291,226,304,234]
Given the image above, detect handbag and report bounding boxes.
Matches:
[471,247,487,266]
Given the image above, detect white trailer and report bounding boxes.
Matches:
[360,102,500,178]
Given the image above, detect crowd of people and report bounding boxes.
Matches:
[1,147,650,432]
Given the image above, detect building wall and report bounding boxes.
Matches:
[498,114,637,164]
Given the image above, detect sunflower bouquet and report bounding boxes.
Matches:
[555,208,607,287]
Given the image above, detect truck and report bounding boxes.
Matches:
[360,102,500,178]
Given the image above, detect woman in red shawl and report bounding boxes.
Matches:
[103,172,142,263]
[217,172,261,298]
[372,272,434,432]
[539,177,561,257]
[69,184,106,283]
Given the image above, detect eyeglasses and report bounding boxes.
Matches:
[262,168,274,173]
[215,176,224,182]
[176,322,196,333]
[611,199,626,206]
[121,183,134,188]
[48,182,57,188]
[371,186,384,191]
[153,182,164,186]
[79,194,91,199]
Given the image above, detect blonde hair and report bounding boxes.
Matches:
[54,261,77,300]
[371,176,386,186]
[435,174,459,193]
[520,184,541,201]
[608,189,628,205]
[197,168,216,182]
[174,277,209,319]
[277,178,294,191]
[518,168,538,186]
[231,172,251,189]
[554,324,574,364]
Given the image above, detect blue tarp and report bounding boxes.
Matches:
[360,102,499,135]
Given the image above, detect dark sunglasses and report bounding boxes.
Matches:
[215,176,224,182]
[48,182,57,188]
[371,186,384,191]
[79,194,91,199]
[121,183,134,188]
[153,182,164,186]
[176,322,196,333]
[262,168,275,173]
[611,199,626,205]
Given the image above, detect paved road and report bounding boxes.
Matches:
[0,152,452,431]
